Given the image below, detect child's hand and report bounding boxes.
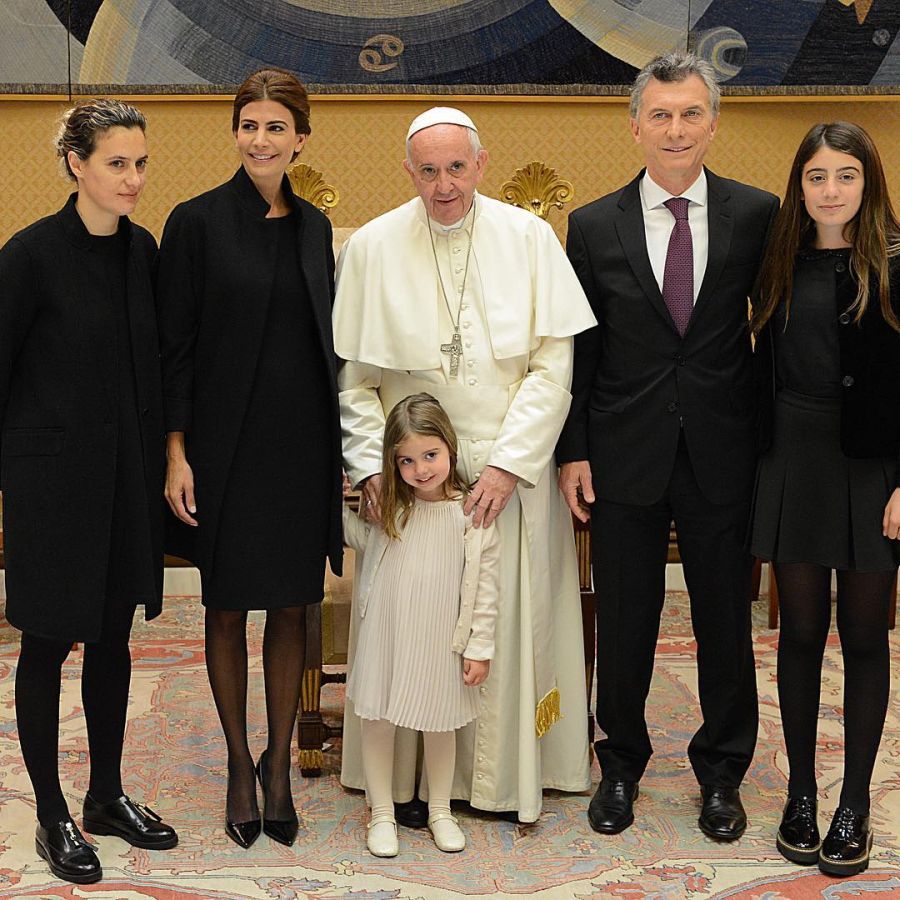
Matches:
[342,470,351,496]
[463,658,490,686]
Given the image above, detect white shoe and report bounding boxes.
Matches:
[427,813,466,852]
[366,817,398,857]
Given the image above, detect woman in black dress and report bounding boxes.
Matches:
[0,99,176,884]
[751,122,900,877]
[157,69,343,849]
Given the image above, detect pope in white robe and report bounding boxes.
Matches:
[333,107,596,822]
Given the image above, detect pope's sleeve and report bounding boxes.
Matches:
[463,523,500,661]
[338,361,385,488]
[486,335,574,487]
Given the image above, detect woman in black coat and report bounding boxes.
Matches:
[751,122,900,877]
[0,99,176,885]
[157,69,343,849]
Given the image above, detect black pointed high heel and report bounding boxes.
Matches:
[255,750,299,846]
[224,764,261,849]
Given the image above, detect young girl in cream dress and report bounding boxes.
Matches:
[343,392,499,857]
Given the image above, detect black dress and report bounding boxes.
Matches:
[750,248,900,572]
[91,229,158,607]
[203,214,331,609]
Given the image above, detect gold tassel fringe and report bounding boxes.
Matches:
[534,687,561,738]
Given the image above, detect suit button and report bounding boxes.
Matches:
[674,354,686,366]
[835,261,847,273]
[667,401,678,413]
[841,375,855,388]
[838,312,851,325]
[141,407,150,416]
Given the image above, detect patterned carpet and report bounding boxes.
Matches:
[0,591,898,899]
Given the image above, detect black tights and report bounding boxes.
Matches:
[774,562,893,814]
[204,606,306,822]
[15,603,136,827]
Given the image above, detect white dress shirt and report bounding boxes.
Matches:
[640,170,709,304]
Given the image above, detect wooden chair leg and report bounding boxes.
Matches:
[581,589,595,746]
[767,562,780,629]
[750,557,763,602]
[297,602,326,776]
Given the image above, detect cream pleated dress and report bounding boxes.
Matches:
[346,498,480,732]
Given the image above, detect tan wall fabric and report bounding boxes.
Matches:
[2,96,899,246]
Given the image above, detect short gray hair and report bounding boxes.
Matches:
[629,52,720,120]
[405,124,483,166]
[55,98,147,180]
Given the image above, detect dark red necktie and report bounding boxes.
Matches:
[662,197,693,336]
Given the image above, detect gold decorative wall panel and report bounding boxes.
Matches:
[1,96,899,246]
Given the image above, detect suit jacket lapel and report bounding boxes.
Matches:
[689,169,734,333]
[615,175,675,331]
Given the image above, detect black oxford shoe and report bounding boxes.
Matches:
[35,818,102,884]
[819,806,872,877]
[82,794,178,850]
[776,796,820,865]
[698,786,746,841]
[588,779,639,834]
[395,796,430,829]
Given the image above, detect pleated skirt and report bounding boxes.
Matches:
[346,498,480,732]
[750,389,900,572]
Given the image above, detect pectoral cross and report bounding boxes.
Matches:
[440,331,463,379]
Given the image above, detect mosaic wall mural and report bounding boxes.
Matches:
[2,0,899,92]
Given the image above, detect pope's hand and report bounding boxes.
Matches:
[558,460,594,523]
[362,474,383,524]
[465,465,517,528]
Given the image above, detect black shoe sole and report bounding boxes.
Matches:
[776,831,821,865]
[698,819,746,842]
[587,810,635,835]
[819,832,873,878]
[35,839,102,884]
[82,819,178,850]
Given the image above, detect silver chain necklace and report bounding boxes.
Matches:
[427,197,476,379]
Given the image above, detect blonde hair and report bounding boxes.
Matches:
[380,393,469,540]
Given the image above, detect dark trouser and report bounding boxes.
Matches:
[15,601,137,826]
[591,436,758,786]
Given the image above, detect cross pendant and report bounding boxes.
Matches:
[440,331,463,379]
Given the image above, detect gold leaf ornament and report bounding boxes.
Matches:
[499,161,575,220]
[287,163,339,215]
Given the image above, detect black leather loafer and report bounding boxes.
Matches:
[35,818,102,884]
[83,794,178,850]
[698,786,746,841]
[395,796,430,829]
[256,751,299,847]
[587,779,639,834]
[776,796,820,864]
[819,806,872,877]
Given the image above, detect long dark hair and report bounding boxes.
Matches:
[232,67,310,162]
[751,121,900,334]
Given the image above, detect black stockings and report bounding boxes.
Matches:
[15,604,136,827]
[774,562,892,814]
[204,607,306,822]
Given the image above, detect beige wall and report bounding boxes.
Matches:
[2,95,900,246]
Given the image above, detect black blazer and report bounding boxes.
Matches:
[156,167,343,576]
[0,195,165,641]
[756,256,900,484]
[556,169,779,506]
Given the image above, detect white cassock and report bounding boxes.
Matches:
[333,192,597,822]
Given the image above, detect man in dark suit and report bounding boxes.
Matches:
[556,52,779,840]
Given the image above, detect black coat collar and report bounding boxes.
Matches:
[227,166,306,222]
[56,191,133,250]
